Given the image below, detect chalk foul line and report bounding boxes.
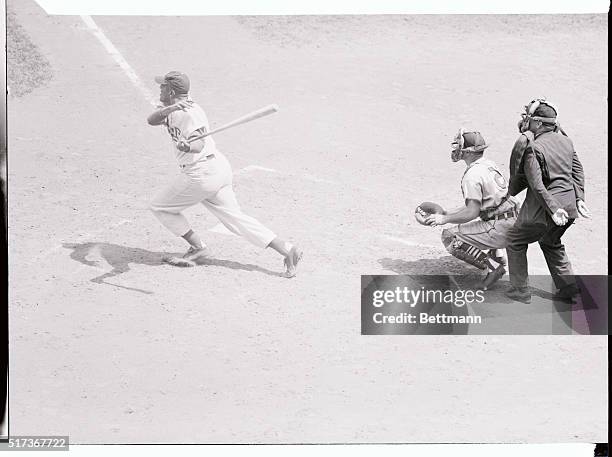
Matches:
[80,15,157,106]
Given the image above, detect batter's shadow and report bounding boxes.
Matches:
[63,242,284,295]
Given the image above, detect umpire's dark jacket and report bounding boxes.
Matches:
[508,130,585,225]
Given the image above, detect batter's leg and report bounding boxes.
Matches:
[150,173,214,265]
[201,185,276,247]
[150,174,199,236]
[181,229,203,250]
[202,185,302,277]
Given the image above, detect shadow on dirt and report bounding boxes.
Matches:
[63,242,284,295]
[379,256,561,300]
[376,256,606,334]
[378,256,482,277]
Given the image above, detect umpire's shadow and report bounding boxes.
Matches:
[63,242,284,295]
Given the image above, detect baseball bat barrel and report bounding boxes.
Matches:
[187,104,279,143]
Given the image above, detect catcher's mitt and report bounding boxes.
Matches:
[414,202,445,226]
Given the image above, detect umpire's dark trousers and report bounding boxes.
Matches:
[506,218,576,291]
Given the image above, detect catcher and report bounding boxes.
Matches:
[417,129,520,290]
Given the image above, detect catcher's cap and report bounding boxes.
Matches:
[453,129,489,154]
[155,71,190,94]
[461,131,488,152]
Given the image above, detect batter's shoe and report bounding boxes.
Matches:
[163,246,212,267]
[283,246,303,278]
[504,286,531,304]
[477,265,506,290]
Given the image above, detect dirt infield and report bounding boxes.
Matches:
[7,1,608,443]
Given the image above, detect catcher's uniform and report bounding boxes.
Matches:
[149,102,277,248]
[444,158,519,252]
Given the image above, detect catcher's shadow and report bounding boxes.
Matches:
[378,256,482,277]
[377,256,599,334]
[63,242,284,295]
[378,256,559,297]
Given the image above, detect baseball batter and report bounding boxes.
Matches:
[423,129,520,290]
[147,71,302,277]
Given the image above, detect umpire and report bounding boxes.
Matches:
[505,99,590,303]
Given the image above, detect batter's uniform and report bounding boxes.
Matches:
[149,102,277,248]
[442,157,520,270]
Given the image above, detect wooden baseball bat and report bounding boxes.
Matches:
[187,104,279,143]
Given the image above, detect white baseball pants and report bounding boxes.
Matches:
[149,153,277,248]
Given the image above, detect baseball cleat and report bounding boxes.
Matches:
[163,246,212,267]
[283,246,303,278]
[504,287,531,304]
[477,265,506,290]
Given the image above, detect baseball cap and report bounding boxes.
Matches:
[154,71,190,94]
[462,131,488,152]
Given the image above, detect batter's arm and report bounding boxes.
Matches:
[185,127,207,153]
[176,127,207,154]
[148,106,174,126]
[147,101,193,126]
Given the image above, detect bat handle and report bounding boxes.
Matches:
[187,133,208,144]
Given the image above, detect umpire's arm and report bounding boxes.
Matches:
[508,173,527,196]
[572,151,586,202]
[523,149,560,215]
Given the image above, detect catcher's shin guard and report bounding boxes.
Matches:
[441,229,488,270]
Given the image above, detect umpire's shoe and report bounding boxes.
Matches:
[504,286,531,304]
[284,246,303,278]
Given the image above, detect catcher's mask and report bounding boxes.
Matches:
[451,129,489,162]
[519,98,558,133]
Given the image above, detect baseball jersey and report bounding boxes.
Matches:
[164,102,220,166]
[461,158,512,212]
